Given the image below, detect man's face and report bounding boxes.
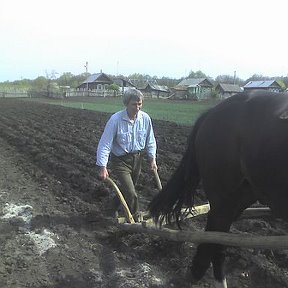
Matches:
[127,99,143,117]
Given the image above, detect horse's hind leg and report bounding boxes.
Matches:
[188,213,231,284]
[187,180,256,286]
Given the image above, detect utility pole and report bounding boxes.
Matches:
[84,61,89,96]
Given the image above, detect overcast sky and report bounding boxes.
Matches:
[1,0,287,82]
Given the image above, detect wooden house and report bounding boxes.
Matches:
[77,72,113,90]
[173,78,214,99]
[215,83,242,99]
[139,83,170,98]
[243,80,282,92]
[113,77,136,94]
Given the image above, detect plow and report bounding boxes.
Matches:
[105,172,288,250]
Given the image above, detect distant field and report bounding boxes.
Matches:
[23,97,220,126]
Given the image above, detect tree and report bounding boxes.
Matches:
[246,74,272,82]
[215,74,244,85]
[127,73,154,87]
[33,76,48,91]
[188,70,207,79]
[277,79,286,91]
[28,76,49,97]
[108,83,120,96]
[12,79,32,89]
[157,77,179,88]
[71,73,89,88]
[277,76,288,89]
[57,72,74,87]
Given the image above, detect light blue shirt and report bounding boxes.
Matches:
[96,109,157,167]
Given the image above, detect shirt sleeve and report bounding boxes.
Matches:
[96,117,116,167]
[145,117,157,160]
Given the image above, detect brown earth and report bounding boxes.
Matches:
[1,98,288,288]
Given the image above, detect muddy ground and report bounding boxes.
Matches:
[1,98,288,288]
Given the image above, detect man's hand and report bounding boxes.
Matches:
[150,159,158,171]
[98,166,109,181]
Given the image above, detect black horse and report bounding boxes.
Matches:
[149,90,288,287]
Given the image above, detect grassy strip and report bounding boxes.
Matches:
[22,97,219,126]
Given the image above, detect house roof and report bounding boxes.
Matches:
[243,80,280,88]
[81,73,112,84]
[113,77,136,88]
[216,83,242,93]
[146,83,170,92]
[177,78,213,88]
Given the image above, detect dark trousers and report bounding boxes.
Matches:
[110,152,143,216]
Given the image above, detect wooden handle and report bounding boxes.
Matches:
[106,177,135,224]
[153,169,162,191]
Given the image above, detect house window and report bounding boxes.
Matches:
[97,84,102,90]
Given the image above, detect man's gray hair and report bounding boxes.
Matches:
[122,88,144,106]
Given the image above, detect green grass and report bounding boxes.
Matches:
[23,97,219,126]
[142,100,217,125]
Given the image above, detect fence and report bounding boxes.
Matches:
[66,89,121,97]
[0,90,29,98]
[0,88,121,98]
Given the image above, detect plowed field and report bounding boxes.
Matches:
[1,98,288,288]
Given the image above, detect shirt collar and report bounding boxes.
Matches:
[122,109,143,122]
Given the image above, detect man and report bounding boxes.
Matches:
[96,88,157,221]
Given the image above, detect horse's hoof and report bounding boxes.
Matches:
[215,278,227,288]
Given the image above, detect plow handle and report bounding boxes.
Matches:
[106,177,135,224]
[153,169,162,191]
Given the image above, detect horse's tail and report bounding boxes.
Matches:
[149,111,208,226]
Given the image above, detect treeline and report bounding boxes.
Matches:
[0,70,288,91]
[0,72,87,91]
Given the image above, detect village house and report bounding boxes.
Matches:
[139,82,170,98]
[172,78,214,100]
[113,77,136,94]
[215,83,242,99]
[73,72,118,97]
[77,72,113,91]
[243,80,282,92]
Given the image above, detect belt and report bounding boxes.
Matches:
[112,150,144,158]
[128,150,143,156]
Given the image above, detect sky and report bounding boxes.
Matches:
[0,0,287,82]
